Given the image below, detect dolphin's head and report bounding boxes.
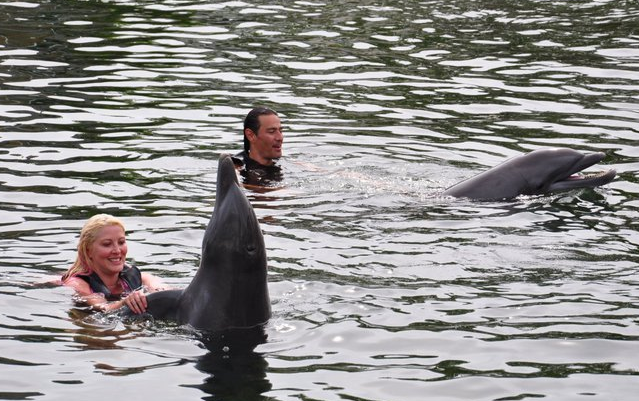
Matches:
[443,147,616,201]
[181,154,270,331]
[206,154,265,270]
[518,148,616,196]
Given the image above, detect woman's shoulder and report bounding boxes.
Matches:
[62,276,92,296]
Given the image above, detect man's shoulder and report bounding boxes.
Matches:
[233,151,280,170]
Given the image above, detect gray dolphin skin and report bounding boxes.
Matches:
[442,148,616,201]
[141,154,271,331]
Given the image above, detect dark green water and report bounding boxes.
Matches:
[1,0,638,400]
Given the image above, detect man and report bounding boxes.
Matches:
[233,107,284,187]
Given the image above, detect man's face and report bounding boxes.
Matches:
[247,114,283,165]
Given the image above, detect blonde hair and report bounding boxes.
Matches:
[62,214,126,281]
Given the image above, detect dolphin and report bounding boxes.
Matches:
[136,154,271,332]
[442,148,616,201]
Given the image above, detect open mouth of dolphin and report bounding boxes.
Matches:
[547,152,616,192]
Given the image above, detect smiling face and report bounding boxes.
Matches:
[245,113,283,166]
[87,224,128,278]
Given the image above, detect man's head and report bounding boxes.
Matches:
[243,107,283,166]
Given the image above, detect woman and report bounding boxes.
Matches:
[62,213,166,314]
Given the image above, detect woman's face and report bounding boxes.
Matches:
[88,224,127,277]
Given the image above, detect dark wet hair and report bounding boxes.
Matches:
[243,107,279,153]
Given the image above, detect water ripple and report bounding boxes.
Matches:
[1,0,639,399]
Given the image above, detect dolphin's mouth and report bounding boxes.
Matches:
[551,170,617,190]
[548,152,616,192]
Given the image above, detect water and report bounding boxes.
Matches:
[1,0,639,399]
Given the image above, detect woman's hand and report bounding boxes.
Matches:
[123,289,148,314]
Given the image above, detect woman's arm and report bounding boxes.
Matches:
[141,272,168,292]
[63,276,146,313]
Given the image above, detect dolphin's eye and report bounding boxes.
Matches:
[244,215,259,252]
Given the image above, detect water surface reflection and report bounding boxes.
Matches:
[2,0,639,400]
